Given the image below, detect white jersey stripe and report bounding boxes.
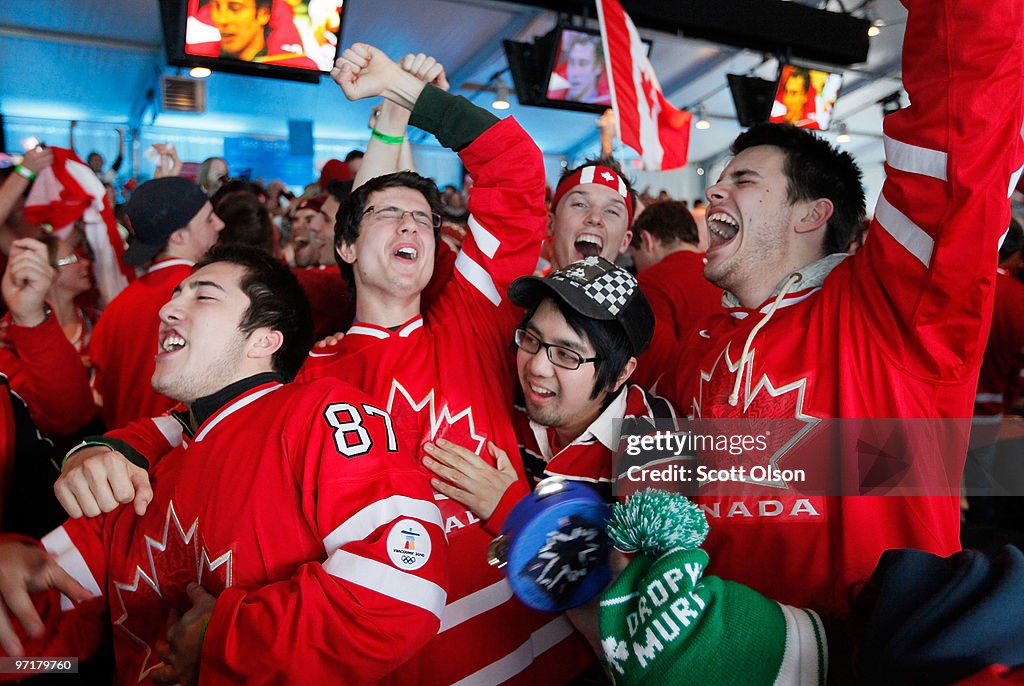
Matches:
[883,136,947,181]
[323,549,446,619]
[322,496,443,555]
[398,319,424,337]
[348,325,390,339]
[450,617,575,686]
[875,192,935,268]
[455,251,501,306]
[151,415,183,448]
[1010,161,1024,198]
[42,527,103,611]
[439,578,512,633]
[976,392,1005,403]
[194,385,282,442]
[468,215,500,259]
[146,259,194,274]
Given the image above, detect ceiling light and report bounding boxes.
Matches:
[836,123,851,144]
[868,23,881,37]
[695,105,711,130]
[189,66,212,78]
[492,79,510,111]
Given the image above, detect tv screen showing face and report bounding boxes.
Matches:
[769,64,843,131]
[545,28,612,107]
[184,0,343,73]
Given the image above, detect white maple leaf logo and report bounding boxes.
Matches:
[693,343,819,488]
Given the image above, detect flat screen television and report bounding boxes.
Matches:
[504,25,651,114]
[727,74,776,128]
[769,63,843,131]
[160,0,346,84]
[542,25,651,114]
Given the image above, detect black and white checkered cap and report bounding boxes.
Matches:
[509,256,654,355]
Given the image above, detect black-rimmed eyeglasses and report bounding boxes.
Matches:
[362,205,441,230]
[513,328,600,370]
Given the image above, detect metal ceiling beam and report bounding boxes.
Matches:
[0,24,159,53]
[446,8,545,88]
[504,0,869,65]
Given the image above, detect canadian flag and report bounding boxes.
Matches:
[597,0,692,171]
[23,147,133,306]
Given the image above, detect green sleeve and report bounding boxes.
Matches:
[409,84,500,152]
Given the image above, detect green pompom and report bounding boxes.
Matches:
[607,489,709,557]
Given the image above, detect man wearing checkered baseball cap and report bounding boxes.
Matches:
[423,256,679,541]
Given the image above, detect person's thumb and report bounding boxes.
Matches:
[131,471,154,516]
[491,443,516,476]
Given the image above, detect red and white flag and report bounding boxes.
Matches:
[597,0,692,170]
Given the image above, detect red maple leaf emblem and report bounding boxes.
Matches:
[111,501,232,682]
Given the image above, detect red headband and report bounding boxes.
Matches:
[551,165,634,226]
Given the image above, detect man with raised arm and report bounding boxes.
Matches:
[0,246,446,684]
[55,44,595,685]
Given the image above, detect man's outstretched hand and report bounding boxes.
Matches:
[331,43,426,110]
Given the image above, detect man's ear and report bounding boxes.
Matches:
[167,227,188,247]
[640,229,657,253]
[618,228,634,256]
[247,327,284,362]
[336,240,357,265]
[612,356,638,393]
[794,198,834,235]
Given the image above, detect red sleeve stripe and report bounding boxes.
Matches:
[439,578,512,633]
[875,193,935,268]
[468,214,500,259]
[322,495,443,555]
[42,527,103,610]
[455,250,502,306]
[323,549,447,619]
[450,617,576,686]
[151,415,183,448]
[883,136,948,181]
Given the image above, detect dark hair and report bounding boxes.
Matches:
[786,67,811,91]
[194,244,313,381]
[520,296,634,405]
[214,190,274,254]
[1000,218,1024,264]
[557,156,638,220]
[211,179,264,206]
[333,171,443,295]
[630,200,699,248]
[326,179,354,202]
[344,149,365,163]
[733,123,866,255]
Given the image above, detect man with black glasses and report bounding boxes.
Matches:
[423,256,677,523]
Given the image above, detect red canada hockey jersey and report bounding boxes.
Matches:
[664,0,1024,618]
[89,259,192,429]
[0,312,95,436]
[975,268,1024,416]
[2,377,447,685]
[632,250,723,391]
[298,116,593,685]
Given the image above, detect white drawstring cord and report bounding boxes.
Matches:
[728,272,803,406]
